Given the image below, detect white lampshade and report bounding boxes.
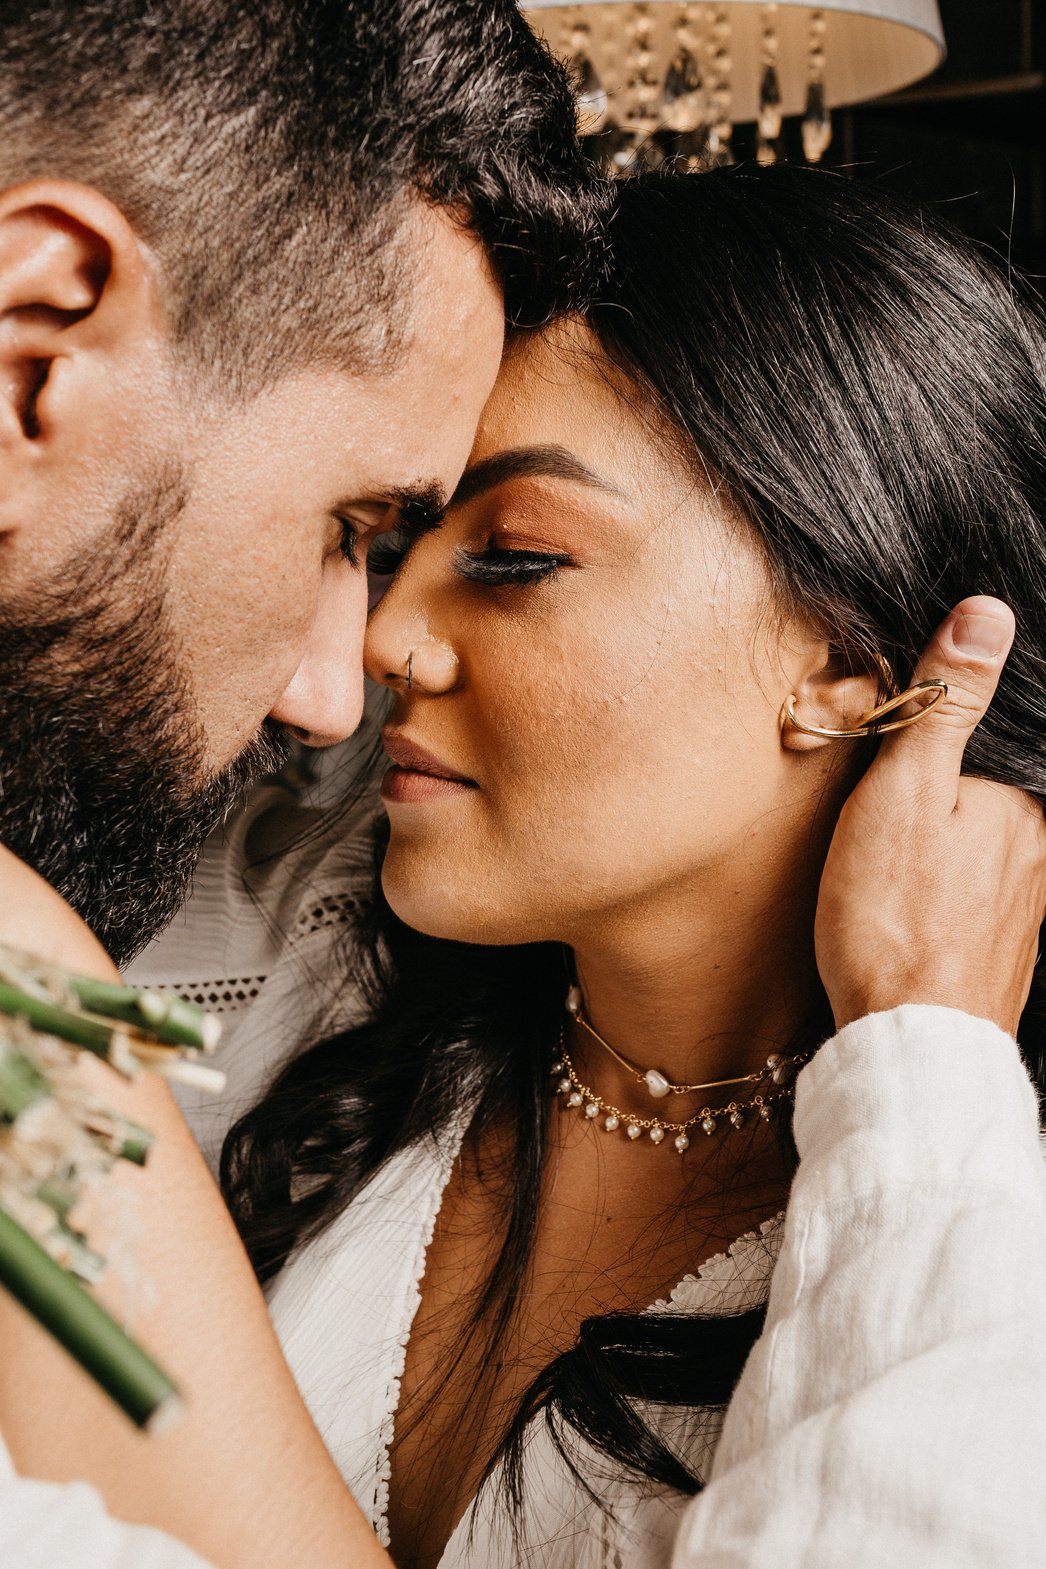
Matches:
[523,2,945,124]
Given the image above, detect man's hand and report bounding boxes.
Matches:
[816,596,1046,1036]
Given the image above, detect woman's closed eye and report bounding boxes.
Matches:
[367,525,576,589]
[366,517,444,609]
[453,542,575,587]
[364,512,442,576]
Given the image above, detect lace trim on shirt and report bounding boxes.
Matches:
[132,894,362,1017]
[371,1119,471,1548]
[137,975,269,1012]
[128,888,362,1015]
[291,891,365,942]
[645,1212,785,1317]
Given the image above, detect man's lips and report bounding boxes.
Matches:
[380,730,477,798]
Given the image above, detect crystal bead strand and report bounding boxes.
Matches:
[622,2,662,170]
[756,3,783,165]
[563,7,609,137]
[599,10,624,159]
[703,5,735,168]
[662,3,706,136]
[802,8,832,163]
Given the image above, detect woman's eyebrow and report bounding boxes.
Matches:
[450,444,628,510]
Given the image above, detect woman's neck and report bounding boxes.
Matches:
[567,830,833,1096]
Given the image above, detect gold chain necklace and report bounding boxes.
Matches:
[564,984,803,1100]
[554,988,811,1154]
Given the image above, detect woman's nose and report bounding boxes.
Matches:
[365,625,460,696]
[364,585,460,697]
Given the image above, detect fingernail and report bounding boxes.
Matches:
[950,612,1007,660]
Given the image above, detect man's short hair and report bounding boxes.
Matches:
[0,0,602,385]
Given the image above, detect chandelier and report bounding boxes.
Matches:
[522,2,945,171]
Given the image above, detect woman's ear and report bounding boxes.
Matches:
[779,638,886,753]
[0,180,158,535]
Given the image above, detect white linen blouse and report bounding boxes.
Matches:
[262,1005,1046,1569]
[5,775,1038,1568]
[264,1107,784,1567]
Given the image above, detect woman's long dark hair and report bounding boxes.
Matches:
[222,165,1046,1522]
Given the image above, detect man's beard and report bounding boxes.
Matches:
[0,466,287,966]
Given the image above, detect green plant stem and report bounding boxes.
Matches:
[0,1206,179,1429]
[0,983,119,1061]
[0,1046,50,1121]
[68,978,213,1051]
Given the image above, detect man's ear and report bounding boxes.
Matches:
[779,637,886,753]
[0,180,159,530]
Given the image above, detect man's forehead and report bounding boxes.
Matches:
[314,206,506,517]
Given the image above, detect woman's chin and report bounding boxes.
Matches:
[380,858,530,947]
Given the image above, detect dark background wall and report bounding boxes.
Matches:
[838,0,1044,292]
[713,2,1044,292]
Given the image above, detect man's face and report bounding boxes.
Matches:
[0,195,504,959]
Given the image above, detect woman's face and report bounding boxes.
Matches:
[364,321,828,947]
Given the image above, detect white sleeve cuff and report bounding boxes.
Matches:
[792,1004,1045,1204]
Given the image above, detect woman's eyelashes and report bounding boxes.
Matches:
[366,526,414,577]
[453,543,574,586]
[366,525,575,589]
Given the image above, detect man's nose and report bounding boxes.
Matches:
[267,563,368,748]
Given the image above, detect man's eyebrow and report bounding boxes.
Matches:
[387,481,447,532]
[450,445,627,510]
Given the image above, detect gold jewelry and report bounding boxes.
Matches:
[565,985,769,1099]
[552,1027,809,1154]
[782,678,947,741]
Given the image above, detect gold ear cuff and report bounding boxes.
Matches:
[784,677,947,743]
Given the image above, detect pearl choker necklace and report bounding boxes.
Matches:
[554,986,811,1153]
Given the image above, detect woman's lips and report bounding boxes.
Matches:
[380,730,477,805]
[381,767,474,804]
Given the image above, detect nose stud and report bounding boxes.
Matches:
[400,641,459,693]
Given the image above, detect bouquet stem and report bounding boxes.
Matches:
[0,1206,180,1431]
